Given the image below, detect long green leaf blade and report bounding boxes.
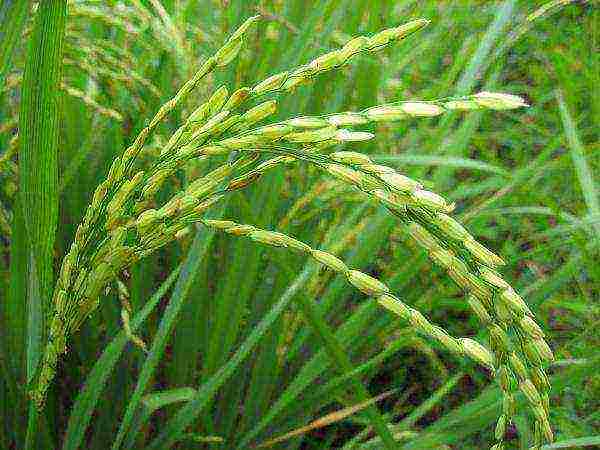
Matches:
[19,0,67,381]
[556,89,600,238]
[19,2,67,449]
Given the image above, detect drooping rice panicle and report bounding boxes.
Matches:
[155,140,551,448]
[281,149,552,448]
[125,137,544,398]
[67,3,157,56]
[31,15,260,408]
[64,44,162,98]
[59,20,431,232]
[2,67,149,119]
[68,2,145,37]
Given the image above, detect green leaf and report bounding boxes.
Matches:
[19,2,67,449]
[373,154,509,177]
[19,0,67,381]
[122,387,197,450]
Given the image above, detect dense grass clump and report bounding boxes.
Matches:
[1,1,597,449]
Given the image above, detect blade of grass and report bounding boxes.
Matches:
[0,339,20,446]
[141,387,197,414]
[282,212,392,364]
[395,372,464,433]
[61,264,181,450]
[237,301,382,449]
[122,387,197,450]
[430,0,516,189]
[398,354,600,449]
[235,203,370,439]
[299,332,412,419]
[354,373,465,449]
[290,331,414,449]
[373,154,509,177]
[257,390,397,449]
[455,0,516,95]
[202,170,288,439]
[237,214,400,448]
[19,2,67,448]
[556,89,600,239]
[234,262,286,436]
[5,200,27,377]
[1,199,28,447]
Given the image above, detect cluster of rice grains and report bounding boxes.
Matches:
[34,15,553,449]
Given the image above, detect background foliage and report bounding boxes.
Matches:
[0,0,598,449]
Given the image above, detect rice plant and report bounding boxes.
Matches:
[2,1,597,449]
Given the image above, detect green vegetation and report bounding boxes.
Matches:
[1,1,597,449]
